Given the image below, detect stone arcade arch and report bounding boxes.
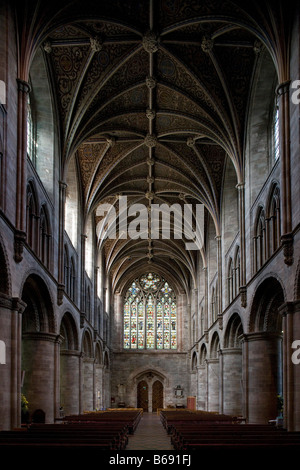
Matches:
[21,274,57,423]
[59,312,80,416]
[244,277,285,424]
[222,313,243,416]
[81,329,94,412]
[207,332,220,412]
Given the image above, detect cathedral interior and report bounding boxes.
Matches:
[0,0,300,441]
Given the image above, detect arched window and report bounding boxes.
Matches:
[123,272,177,350]
[64,244,70,293]
[27,93,36,163]
[268,185,281,254]
[254,206,266,272]
[227,258,234,304]
[234,246,241,297]
[39,205,51,269]
[26,182,38,251]
[69,257,76,302]
[211,283,218,323]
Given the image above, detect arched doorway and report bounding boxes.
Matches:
[137,380,148,411]
[152,380,163,412]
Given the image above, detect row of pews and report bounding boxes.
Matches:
[0,409,143,450]
[160,410,300,451]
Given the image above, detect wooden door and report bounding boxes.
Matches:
[137,380,148,411]
[152,380,163,412]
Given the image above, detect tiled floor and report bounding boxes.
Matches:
[126,413,174,450]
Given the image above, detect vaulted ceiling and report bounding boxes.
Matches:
[18,0,293,293]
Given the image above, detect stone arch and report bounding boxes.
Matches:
[224,312,243,349]
[191,351,198,370]
[60,311,79,351]
[59,311,80,416]
[223,313,243,416]
[210,331,220,358]
[246,46,278,205]
[21,273,55,334]
[94,342,103,365]
[28,45,55,197]
[81,328,94,358]
[21,274,57,422]
[247,276,285,424]
[65,154,79,248]
[249,276,285,333]
[199,343,207,365]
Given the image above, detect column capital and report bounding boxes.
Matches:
[278,300,300,316]
[16,78,31,94]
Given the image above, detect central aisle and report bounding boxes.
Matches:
[126,412,174,450]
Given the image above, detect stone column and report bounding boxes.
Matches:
[60,350,81,416]
[207,358,219,412]
[279,301,300,431]
[221,348,242,416]
[57,181,67,305]
[197,364,207,410]
[14,79,30,262]
[242,332,282,424]
[277,81,293,265]
[237,182,247,307]
[82,356,94,411]
[0,295,25,430]
[22,332,61,423]
[95,363,104,410]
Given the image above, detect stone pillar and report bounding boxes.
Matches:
[277,81,293,265]
[279,301,300,431]
[82,356,94,411]
[57,181,67,305]
[60,350,81,416]
[197,364,207,410]
[22,332,61,423]
[0,295,25,430]
[95,363,104,410]
[242,332,282,424]
[221,348,242,416]
[14,79,30,262]
[237,183,247,307]
[207,358,219,412]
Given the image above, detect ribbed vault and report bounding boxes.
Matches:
[17,0,294,294]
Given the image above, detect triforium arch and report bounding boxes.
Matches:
[244,277,285,424]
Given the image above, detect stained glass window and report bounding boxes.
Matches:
[123,273,177,350]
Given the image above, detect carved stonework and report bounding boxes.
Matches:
[143,31,159,53]
[57,283,65,306]
[217,313,223,330]
[90,36,103,52]
[144,133,157,147]
[14,230,26,263]
[281,233,294,266]
[146,108,156,120]
[201,36,214,53]
[146,76,156,89]
[240,285,247,308]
